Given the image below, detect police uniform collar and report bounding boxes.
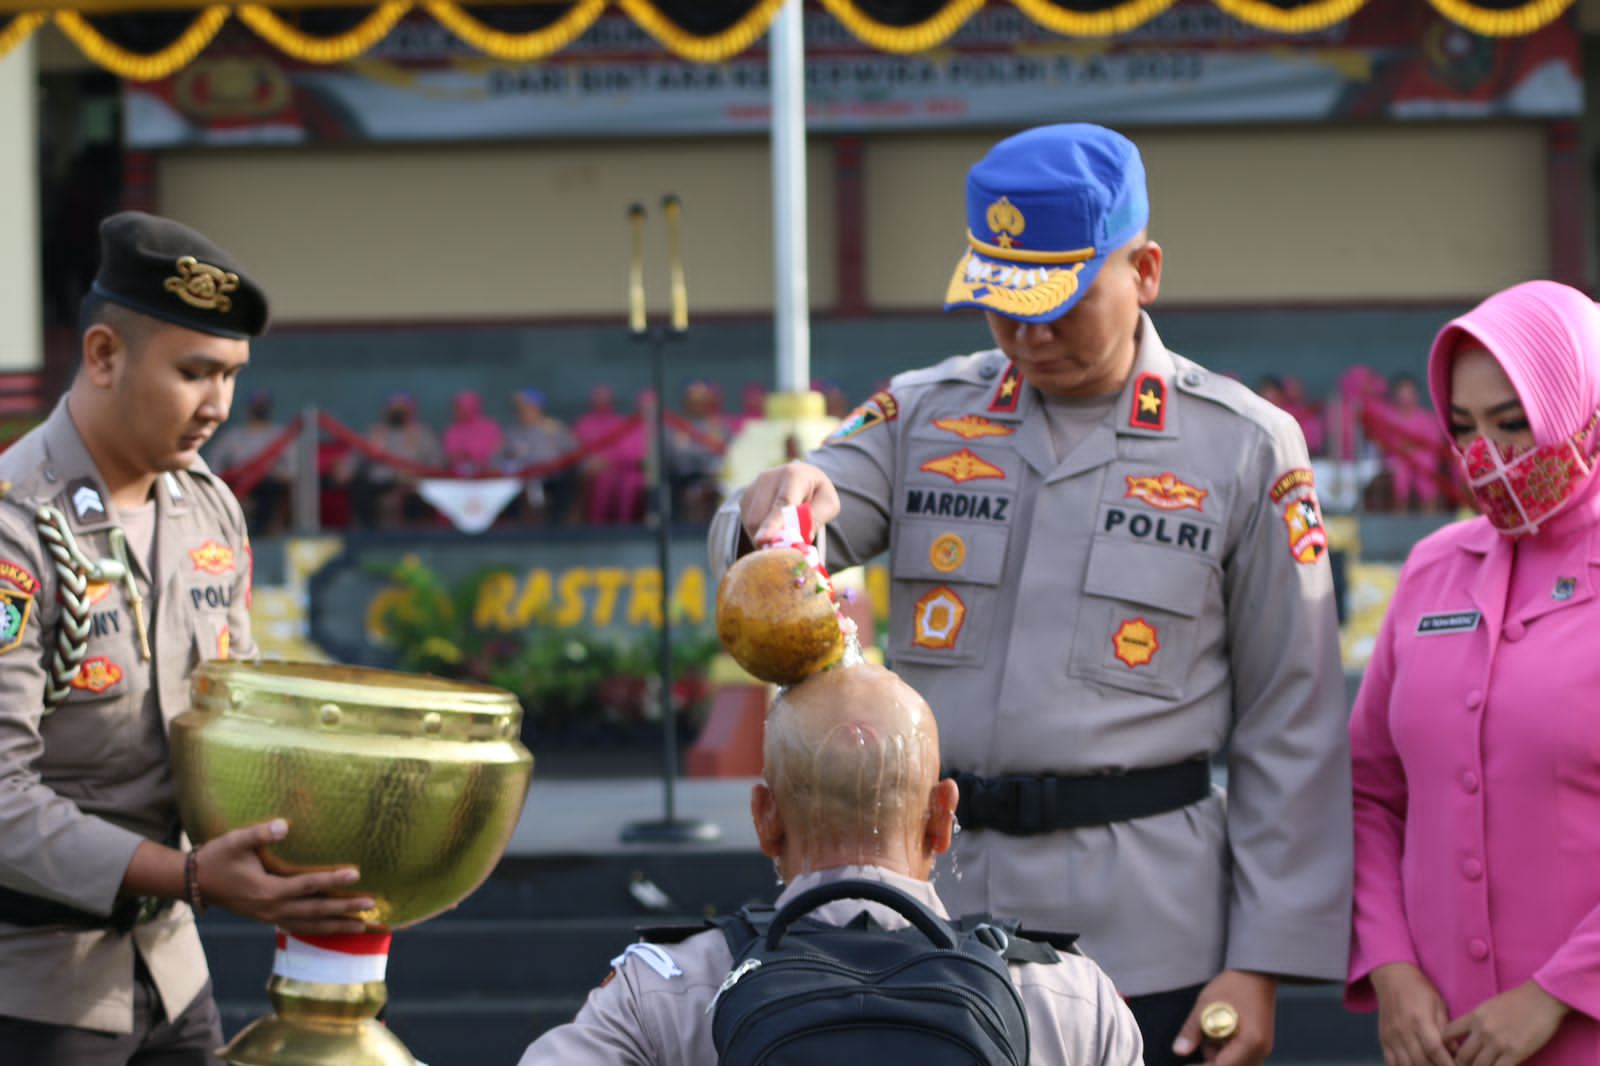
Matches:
[1114,312,1179,440]
[777,865,950,922]
[41,398,196,532]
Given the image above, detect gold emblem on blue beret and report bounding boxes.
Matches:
[164,256,239,313]
[985,197,1025,249]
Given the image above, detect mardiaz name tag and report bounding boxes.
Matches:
[1416,610,1482,636]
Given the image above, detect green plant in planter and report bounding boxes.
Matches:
[369,558,721,742]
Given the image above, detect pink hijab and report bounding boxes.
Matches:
[1427,280,1600,452]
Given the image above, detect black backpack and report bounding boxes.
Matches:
[707,878,1065,1066]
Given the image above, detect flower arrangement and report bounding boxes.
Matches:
[370,557,719,744]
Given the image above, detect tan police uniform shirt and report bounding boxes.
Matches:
[711,314,1353,996]
[0,399,258,1032]
[518,864,1145,1066]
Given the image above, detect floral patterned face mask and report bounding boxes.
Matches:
[1456,416,1599,537]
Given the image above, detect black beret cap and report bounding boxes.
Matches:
[90,211,270,340]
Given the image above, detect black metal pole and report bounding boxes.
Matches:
[620,194,720,844]
[651,326,677,824]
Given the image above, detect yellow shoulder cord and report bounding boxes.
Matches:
[34,506,146,713]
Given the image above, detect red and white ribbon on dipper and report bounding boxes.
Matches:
[758,503,827,579]
[274,931,392,984]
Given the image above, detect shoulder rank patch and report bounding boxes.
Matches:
[610,942,682,980]
[988,364,1022,414]
[0,561,40,597]
[1129,373,1166,431]
[191,541,236,575]
[920,449,1005,484]
[72,656,123,694]
[912,586,966,650]
[932,414,1015,440]
[1124,473,1207,513]
[1270,468,1327,564]
[1112,618,1160,668]
[0,588,32,654]
[828,391,898,444]
[68,479,106,524]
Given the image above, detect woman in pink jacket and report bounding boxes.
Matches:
[1348,280,1600,1066]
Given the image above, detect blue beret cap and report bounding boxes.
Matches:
[945,124,1149,324]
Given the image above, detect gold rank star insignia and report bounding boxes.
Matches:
[919,449,1006,485]
[1129,372,1167,431]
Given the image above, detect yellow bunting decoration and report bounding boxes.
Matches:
[1212,0,1367,32]
[237,2,410,63]
[1424,0,1574,37]
[1010,0,1179,37]
[423,0,605,63]
[54,6,229,82]
[7,0,1576,78]
[817,0,984,53]
[618,0,786,64]
[0,12,45,61]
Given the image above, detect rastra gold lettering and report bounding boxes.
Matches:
[455,566,717,632]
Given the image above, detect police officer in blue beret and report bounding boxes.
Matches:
[716,124,1353,1065]
[0,212,371,1064]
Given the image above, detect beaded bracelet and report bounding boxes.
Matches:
[183,846,206,915]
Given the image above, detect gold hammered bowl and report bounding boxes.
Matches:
[170,661,533,929]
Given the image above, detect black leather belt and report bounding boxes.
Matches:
[0,884,172,933]
[947,759,1212,835]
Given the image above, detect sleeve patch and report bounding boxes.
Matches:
[0,588,31,653]
[827,391,898,444]
[1271,469,1327,564]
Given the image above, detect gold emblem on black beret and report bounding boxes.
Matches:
[164,256,239,313]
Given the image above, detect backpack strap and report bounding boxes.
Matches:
[711,902,777,960]
[634,920,714,945]
[954,913,1080,964]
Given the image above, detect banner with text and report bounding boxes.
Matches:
[125,0,1579,148]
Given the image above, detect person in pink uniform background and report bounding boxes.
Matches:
[442,389,504,476]
[1378,373,1448,513]
[1348,280,1600,1066]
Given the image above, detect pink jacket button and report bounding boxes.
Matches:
[1468,938,1490,960]
[1504,620,1527,642]
[1461,772,1480,793]
[1463,858,1484,880]
[1465,689,1483,710]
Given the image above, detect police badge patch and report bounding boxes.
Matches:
[0,588,32,654]
[828,391,898,444]
[1269,468,1327,564]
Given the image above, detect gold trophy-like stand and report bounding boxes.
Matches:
[170,661,534,1065]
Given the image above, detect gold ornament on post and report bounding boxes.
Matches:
[627,202,648,336]
[170,661,534,1065]
[662,193,688,334]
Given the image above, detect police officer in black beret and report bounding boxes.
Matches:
[0,213,371,1064]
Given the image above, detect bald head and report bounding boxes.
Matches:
[756,664,954,879]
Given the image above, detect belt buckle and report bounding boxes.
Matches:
[969,777,1012,830]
